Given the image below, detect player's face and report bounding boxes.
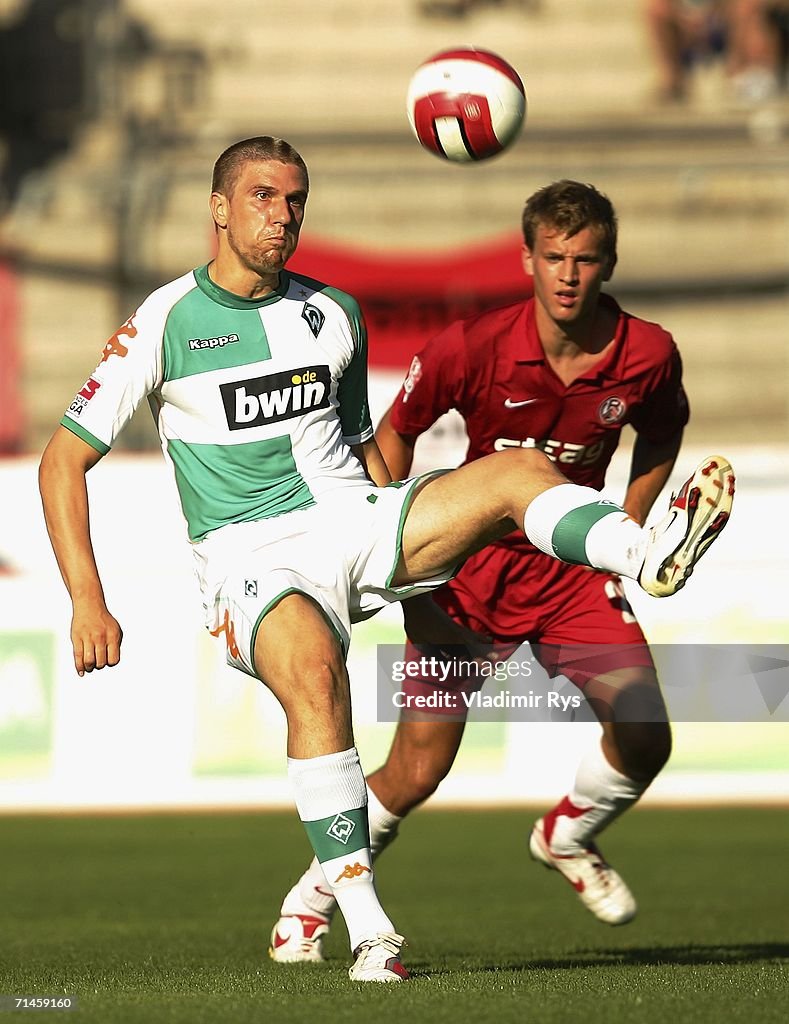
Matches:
[211,160,308,277]
[522,224,614,328]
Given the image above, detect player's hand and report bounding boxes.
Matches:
[70,601,123,676]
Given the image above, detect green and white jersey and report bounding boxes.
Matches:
[62,264,374,541]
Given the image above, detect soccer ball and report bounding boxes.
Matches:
[406,47,526,162]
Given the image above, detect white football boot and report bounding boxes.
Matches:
[268,913,330,963]
[348,933,410,982]
[529,817,637,926]
[639,455,734,598]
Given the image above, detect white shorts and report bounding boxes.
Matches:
[192,473,453,677]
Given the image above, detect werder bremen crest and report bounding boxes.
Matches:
[326,812,355,844]
[302,302,325,338]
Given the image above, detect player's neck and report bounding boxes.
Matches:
[207,255,281,300]
[536,302,617,386]
[536,302,616,359]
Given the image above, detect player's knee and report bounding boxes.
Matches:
[263,649,349,718]
[495,446,553,473]
[297,657,347,706]
[618,721,672,781]
[492,446,562,492]
[405,767,442,805]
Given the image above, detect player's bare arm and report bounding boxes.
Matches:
[624,429,683,525]
[374,407,418,481]
[39,426,122,676]
[350,438,393,487]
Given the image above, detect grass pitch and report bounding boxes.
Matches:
[2,807,787,1023]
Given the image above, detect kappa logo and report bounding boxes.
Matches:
[326,813,356,845]
[220,364,331,430]
[209,609,240,660]
[189,333,239,351]
[334,862,371,883]
[101,314,138,362]
[301,303,325,338]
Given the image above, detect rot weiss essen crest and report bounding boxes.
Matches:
[598,396,627,424]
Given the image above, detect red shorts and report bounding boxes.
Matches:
[402,541,654,705]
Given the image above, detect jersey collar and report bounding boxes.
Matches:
[518,293,627,381]
[194,264,290,309]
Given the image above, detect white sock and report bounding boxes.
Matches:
[281,784,403,921]
[367,786,403,857]
[543,742,647,855]
[524,483,646,579]
[287,747,394,950]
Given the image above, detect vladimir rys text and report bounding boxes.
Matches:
[388,655,582,712]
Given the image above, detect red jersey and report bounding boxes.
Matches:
[390,293,688,557]
[392,293,688,480]
[388,294,689,671]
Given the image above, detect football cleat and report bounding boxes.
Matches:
[268,913,330,963]
[348,932,410,982]
[529,817,637,926]
[639,455,734,598]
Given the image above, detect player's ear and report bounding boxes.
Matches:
[210,191,228,229]
[521,244,534,276]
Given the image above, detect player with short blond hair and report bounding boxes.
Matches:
[39,151,733,981]
[270,180,734,960]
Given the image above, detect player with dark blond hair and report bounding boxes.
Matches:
[38,148,733,981]
[270,179,734,960]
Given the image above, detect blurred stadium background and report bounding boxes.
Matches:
[0,0,787,812]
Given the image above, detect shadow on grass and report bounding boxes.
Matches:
[420,942,789,975]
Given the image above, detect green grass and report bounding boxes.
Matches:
[1,808,787,1023]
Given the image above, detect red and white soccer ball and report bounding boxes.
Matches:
[406,47,526,162]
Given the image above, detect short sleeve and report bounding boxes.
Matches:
[629,342,690,442]
[389,321,467,437]
[336,300,373,444]
[61,295,165,453]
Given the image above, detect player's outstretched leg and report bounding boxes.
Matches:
[522,455,734,597]
[638,455,734,597]
[399,450,734,599]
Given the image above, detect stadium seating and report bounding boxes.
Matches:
[1,0,787,450]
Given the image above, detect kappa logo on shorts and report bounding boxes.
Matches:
[244,579,258,598]
[220,364,331,429]
[326,813,356,845]
[301,303,325,338]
